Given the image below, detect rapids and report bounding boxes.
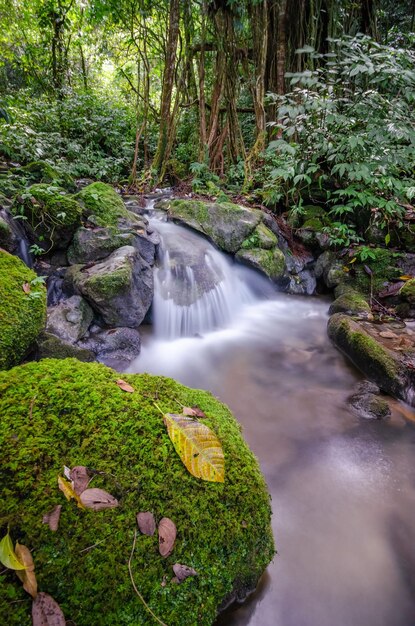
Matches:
[128,207,415,626]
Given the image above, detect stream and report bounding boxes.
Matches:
[128,210,415,626]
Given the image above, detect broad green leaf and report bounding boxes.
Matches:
[0,532,26,570]
[164,414,225,483]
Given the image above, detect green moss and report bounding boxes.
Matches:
[86,265,131,299]
[241,223,277,251]
[0,250,46,370]
[12,184,82,251]
[328,313,400,393]
[77,182,130,227]
[399,278,415,305]
[37,332,95,362]
[236,247,285,281]
[0,359,274,626]
[302,217,324,231]
[328,291,370,317]
[353,248,402,294]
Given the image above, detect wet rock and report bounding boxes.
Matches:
[156,197,262,253]
[236,247,286,282]
[315,251,345,289]
[349,381,391,420]
[64,246,153,328]
[46,295,94,343]
[329,290,371,317]
[78,327,141,368]
[37,332,95,362]
[287,270,317,295]
[328,313,415,405]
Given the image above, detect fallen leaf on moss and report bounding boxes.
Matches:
[22,282,31,294]
[172,563,197,583]
[42,505,62,532]
[58,476,85,509]
[80,488,119,511]
[32,592,65,626]
[116,379,135,393]
[15,543,37,598]
[379,331,399,339]
[182,406,198,417]
[163,413,225,482]
[70,466,92,495]
[158,517,176,557]
[190,406,207,419]
[0,531,26,570]
[398,275,413,281]
[137,512,156,536]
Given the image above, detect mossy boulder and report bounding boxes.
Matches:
[156,198,262,253]
[36,332,95,362]
[0,359,274,626]
[240,222,277,251]
[327,313,414,403]
[399,278,415,305]
[65,246,153,327]
[46,295,94,343]
[0,249,46,370]
[77,182,131,227]
[236,248,286,282]
[12,184,82,252]
[11,161,75,191]
[328,290,371,317]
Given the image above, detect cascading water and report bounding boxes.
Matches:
[129,203,415,626]
[150,212,269,339]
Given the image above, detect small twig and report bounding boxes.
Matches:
[128,530,168,626]
[79,537,108,554]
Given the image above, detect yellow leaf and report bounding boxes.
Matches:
[15,543,37,598]
[163,414,225,483]
[398,275,413,281]
[58,476,85,509]
[0,532,26,570]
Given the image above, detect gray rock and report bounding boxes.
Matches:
[46,295,94,343]
[235,247,286,282]
[315,251,345,288]
[287,270,317,295]
[349,381,391,420]
[37,332,95,362]
[79,326,141,368]
[65,246,153,328]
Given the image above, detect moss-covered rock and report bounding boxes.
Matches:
[0,359,274,626]
[352,248,402,295]
[399,278,415,305]
[240,223,277,251]
[0,249,46,370]
[328,290,371,317]
[156,198,262,254]
[67,226,139,265]
[37,332,95,362]
[77,182,131,227]
[12,184,82,251]
[236,248,286,282]
[327,313,414,402]
[65,246,153,327]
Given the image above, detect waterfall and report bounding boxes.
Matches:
[149,212,268,339]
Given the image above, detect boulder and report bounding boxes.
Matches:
[348,381,391,420]
[65,246,153,327]
[76,182,132,227]
[46,295,94,343]
[236,247,286,282]
[37,332,95,362]
[328,290,371,317]
[328,313,415,404]
[12,184,82,251]
[78,327,141,368]
[0,249,46,370]
[0,359,274,626]
[315,251,345,289]
[156,198,262,253]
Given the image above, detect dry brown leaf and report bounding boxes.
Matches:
[137,512,156,536]
[22,282,31,294]
[182,406,198,417]
[80,488,119,511]
[379,331,399,339]
[58,476,85,509]
[190,406,207,419]
[172,563,197,583]
[158,517,176,557]
[15,543,37,598]
[116,379,135,393]
[32,592,65,626]
[70,466,92,495]
[42,505,62,532]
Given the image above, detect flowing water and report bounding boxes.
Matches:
[128,210,415,626]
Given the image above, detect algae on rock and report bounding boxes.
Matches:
[0,359,274,626]
[77,182,131,226]
[0,249,46,370]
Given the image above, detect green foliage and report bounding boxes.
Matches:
[261,35,415,247]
